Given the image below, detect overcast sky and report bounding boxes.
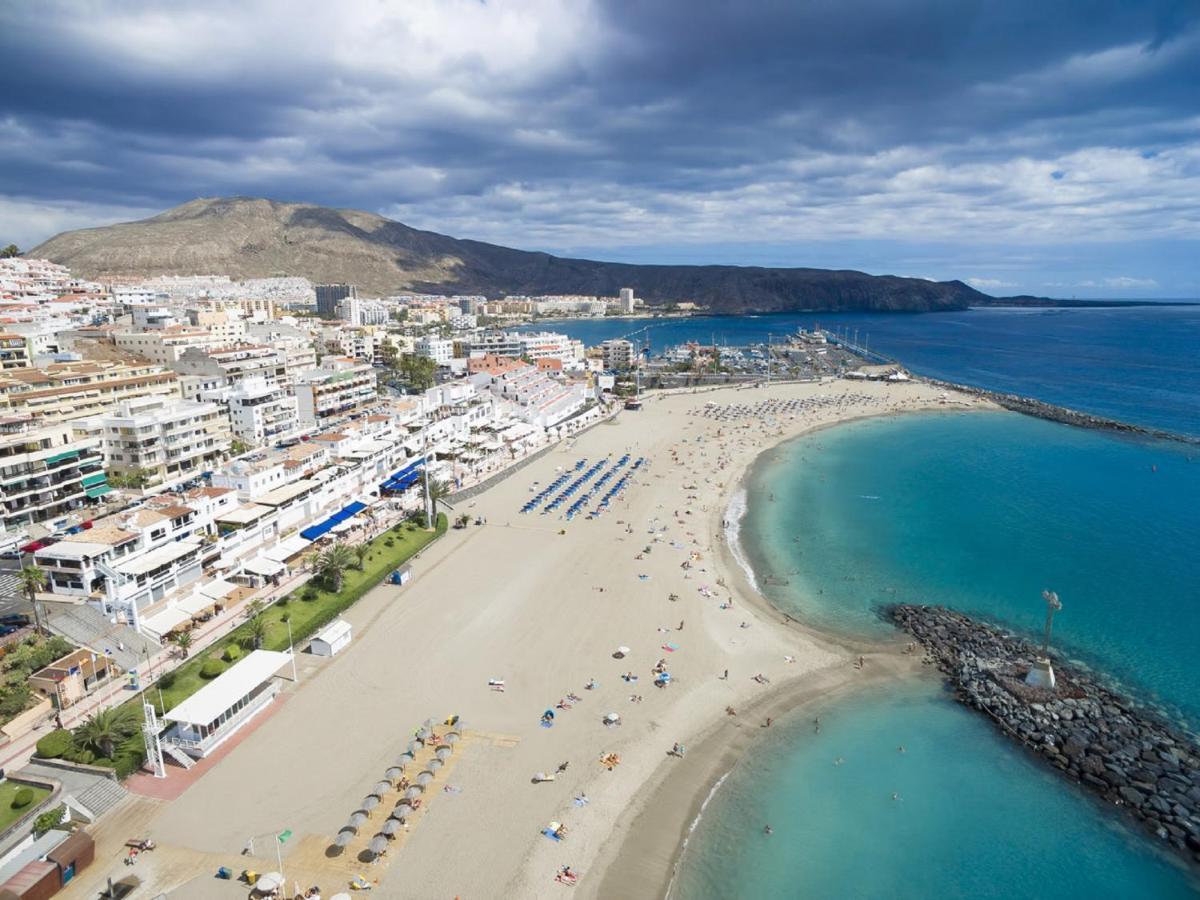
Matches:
[1,0,1197,296]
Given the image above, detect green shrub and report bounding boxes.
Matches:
[302,587,318,602]
[277,594,289,606]
[157,671,176,690]
[62,746,95,765]
[32,805,65,837]
[199,659,226,679]
[222,644,241,663]
[11,787,34,809]
[35,729,73,759]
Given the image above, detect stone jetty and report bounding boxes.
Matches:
[889,604,1200,868]
[921,377,1199,446]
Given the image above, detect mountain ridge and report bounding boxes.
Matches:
[31,196,992,312]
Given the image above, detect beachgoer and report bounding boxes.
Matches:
[678,620,684,631]
[557,761,569,774]
[763,825,773,836]
[814,716,821,734]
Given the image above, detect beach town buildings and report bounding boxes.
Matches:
[0,333,32,370]
[223,377,299,447]
[415,336,455,366]
[79,395,230,487]
[0,360,181,420]
[338,296,391,327]
[470,363,588,429]
[28,648,115,710]
[316,283,356,319]
[619,287,637,314]
[0,417,109,532]
[601,339,638,370]
[294,358,378,426]
[113,326,230,365]
[172,344,289,396]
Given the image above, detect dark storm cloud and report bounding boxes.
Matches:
[0,0,1197,292]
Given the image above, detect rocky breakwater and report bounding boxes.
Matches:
[889,604,1200,868]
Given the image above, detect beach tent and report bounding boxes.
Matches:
[256,873,284,891]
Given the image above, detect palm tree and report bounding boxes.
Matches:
[18,566,47,635]
[353,543,368,571]
[243,598,265,620]
[174,631,193,659]
[317,543,356,592]
[427,479,451,526]
[75,706,138,760]
[245,616,269,650]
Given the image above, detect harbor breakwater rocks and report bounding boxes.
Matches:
[888,604,1200,867]
[920,377,1199,445]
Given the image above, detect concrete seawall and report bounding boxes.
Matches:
[889,604,1200,869]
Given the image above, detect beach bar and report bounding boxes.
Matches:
[161,650,291,759]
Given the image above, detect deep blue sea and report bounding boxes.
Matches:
[583,305,1200,897]
[523,305,1200,436]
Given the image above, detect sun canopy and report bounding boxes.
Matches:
[242,555,286,577]
[300,500,369,541]
[140,605,190,639]
[261,534,312,562]
[198,578,239,600]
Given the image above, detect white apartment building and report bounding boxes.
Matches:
[114,326,226,365]
[0,417,109,532]
[415,337,455,366]
[468,330,583,366]
[225,377,299,447]
[173,344,288,386]
[87,396,231,487]
[338,297,391,327]
[294,358,377,426]
[601,339,638,370]
[471,364,588,429]
[619,287,637,314]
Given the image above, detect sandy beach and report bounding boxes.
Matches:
[60,377,990,900]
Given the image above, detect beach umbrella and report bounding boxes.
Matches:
[368,835,389,856]
[416,772,433,786]
[444,733,460,744]
[362,796,380,811]
[614,646,631,658]
[373,780,392,796]
[398,751,416,764]
[333,830,353,848]
[394,803,413,820]
[405,741,417,754]
[416,727,430,740]
[348,812,367,828]
[381,818,402,836]
[330,894,351,900]
[428,759,443,772]
[405,786,423,799]
[385,766,404,781]
[436,747,452,760]
[255,873,284,892]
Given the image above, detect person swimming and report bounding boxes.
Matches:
[763,825,773,836]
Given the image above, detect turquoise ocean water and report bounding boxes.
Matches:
[672,682,1199,899]
[673,413,1200,898]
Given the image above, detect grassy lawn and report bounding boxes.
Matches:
[149,514,447,715]
[0,780,51,832]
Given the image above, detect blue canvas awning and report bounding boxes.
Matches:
[300,501,370,541]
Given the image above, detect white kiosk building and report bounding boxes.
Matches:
[161,650,292,760]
